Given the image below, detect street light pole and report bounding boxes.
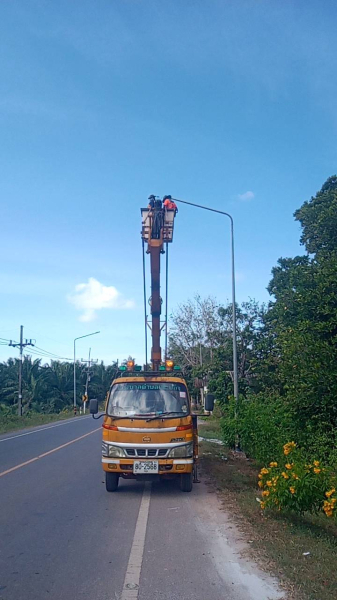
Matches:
[172,197,239,415]
[73,331,100,414]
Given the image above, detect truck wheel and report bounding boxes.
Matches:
[106,472,119,492]
[180,473,193,492]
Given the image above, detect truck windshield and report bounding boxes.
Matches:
[107,382,189,418]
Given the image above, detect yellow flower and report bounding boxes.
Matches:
[285,463,293,470]
[260,468,269,475]
[292,473,299,480]
[258,473,263,479]
[258,481,263,488]
[290,486,296,494]
[266,480,273,487]
[262,490,270,497]
[323,501,334,517]
[269,462,278,468]
[313,467,321,474]
[283,441,296,456]
[260,502,266,510]
[325,488,336,498]
[313,460,320,467]
[281,472,289,480]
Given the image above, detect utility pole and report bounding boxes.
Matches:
[9,325,35,416]
[73,331,100,415]
[81,348,98,414]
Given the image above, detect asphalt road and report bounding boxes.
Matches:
[0,417,283,600]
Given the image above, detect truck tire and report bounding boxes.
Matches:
[180,473,193,492]
[106,472,119,492]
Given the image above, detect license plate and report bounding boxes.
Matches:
[133,460,159,474]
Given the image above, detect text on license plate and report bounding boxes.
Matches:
[133,460,159,474]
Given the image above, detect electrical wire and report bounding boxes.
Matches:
[142,238,148,367]
[23,348,72,361]
[23,346,72,361]
[165,241,169,360]
[1,335,71,360]
[33,345,72,360]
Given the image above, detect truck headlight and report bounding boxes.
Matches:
[108,445,125,458]
[168,443,193,458]
[102,443,125,458]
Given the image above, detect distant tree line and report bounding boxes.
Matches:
[169,175,337,467]
[0,358,118,415]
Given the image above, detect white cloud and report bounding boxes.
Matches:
[238,191,255,202]
[68,277,135,322]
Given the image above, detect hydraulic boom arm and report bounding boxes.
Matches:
[141,196,176,370]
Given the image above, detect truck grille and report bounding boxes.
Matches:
[125,448,169,458]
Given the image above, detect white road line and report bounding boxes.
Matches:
[0,416,91,443]
[120,483,152,600]
[0,427,101,477]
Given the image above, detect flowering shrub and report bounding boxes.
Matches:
[258,442,337,519]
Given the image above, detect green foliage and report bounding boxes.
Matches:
[221,393,294,464]
[294,175,337,256]
[0,356,118,415]
[169,296,265,404]
[172,175,337,471]
[258,443,337,520]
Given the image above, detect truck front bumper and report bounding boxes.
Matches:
[102,457,193,475]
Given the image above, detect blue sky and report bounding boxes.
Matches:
[1,0,336,365]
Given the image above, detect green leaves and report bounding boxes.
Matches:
[294,175,337,256]
[0,356,118,414]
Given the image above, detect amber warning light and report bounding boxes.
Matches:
[165,360,174,371]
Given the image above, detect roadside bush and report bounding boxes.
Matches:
[258,442,337,520]
[220,393,337,469]
[221,393,294,464]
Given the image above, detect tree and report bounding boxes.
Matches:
[0,357,118,415]
[250,175,337,459]
[294,175,337,256]
[169,295,264,403]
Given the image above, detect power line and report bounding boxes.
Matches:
[33,345,72,360]
[24,347,72,361]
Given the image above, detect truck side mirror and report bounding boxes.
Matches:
[90,399,98,415]
[205,394,215,412]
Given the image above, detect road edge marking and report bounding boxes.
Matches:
[120,482,152,599]
[0,416,91,443]
[0,428,101,478]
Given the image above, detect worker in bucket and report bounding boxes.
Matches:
[163,195,178,215]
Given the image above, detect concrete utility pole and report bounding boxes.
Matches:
[9,325,35,416]
[73,331,100,415]
[81,348,98,414]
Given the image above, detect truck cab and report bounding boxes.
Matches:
[91,362,198,492]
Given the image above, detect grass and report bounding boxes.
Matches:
[197,415,222,440]
[199,421,337,600]
[0,410,85,435]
